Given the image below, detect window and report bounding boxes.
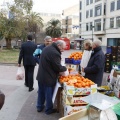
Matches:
[86,23,89,31]
[117,0,120,10]
[104,4,106,15]
[90,22,93,30]
[95,5,102,16]
[80,1,82,10]
[110,18,114,28]
[90,0,93,4]
[80,12,82,22]
[116,16,120,28]
[86,10,89,18]
[110,2,115,11]
[94,19,101,31]
[90,9,93,17]
[103,19,105,30]
[95,0,101,2]
[86,0,89,5]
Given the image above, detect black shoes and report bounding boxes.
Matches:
[29,88,34,92]
[46,109,57,115]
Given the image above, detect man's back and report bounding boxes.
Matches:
[18,41,37,66]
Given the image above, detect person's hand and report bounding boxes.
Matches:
[18,64,21,67]
[82,67,84,72]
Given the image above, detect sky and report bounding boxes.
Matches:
[32,0,79,14]
[0,0,79,14]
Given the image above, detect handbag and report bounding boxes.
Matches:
[0,90,5,110]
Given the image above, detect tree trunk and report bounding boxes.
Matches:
[6,38,11,49]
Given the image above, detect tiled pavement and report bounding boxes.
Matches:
[0,49,109,120]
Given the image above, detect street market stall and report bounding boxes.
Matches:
[53,51,120,120]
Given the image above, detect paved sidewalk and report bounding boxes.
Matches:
[0,50,108,120]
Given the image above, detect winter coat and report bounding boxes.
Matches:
[84,46,105,86]
[36,42,67,87]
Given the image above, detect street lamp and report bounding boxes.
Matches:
[91,26,94,41]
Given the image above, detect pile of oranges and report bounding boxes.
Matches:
[69,52,83,60]
[59,74,95,88]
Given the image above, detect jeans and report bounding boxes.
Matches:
[37,81,54,114]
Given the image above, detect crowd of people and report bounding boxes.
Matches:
[17,34,105,115]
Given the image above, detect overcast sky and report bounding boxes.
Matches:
[0,0,79,13]
[32,0,79,13]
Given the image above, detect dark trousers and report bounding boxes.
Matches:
[37,81,54,114]
[24,65,35,89]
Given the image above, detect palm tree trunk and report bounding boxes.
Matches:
[6,38,11,49]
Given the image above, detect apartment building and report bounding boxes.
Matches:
[79,0,120,46]
[62,4,79,41]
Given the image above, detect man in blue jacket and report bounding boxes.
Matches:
[82,40,105,86]
[33,36,52,64]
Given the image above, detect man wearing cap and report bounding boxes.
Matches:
[33,36,52,64]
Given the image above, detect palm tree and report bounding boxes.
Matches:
[25,12,43,40]
[46,19,62,38]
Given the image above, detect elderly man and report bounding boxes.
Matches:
[36,40,67,114]
[33,36,52,64]
[82,40,105,86]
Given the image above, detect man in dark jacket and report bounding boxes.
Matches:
[82,40,105,86]
[18,34,37,92]
[33,36,52,64]
[36,40,67,114]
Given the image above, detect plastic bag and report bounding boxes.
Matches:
[16,67,24,80]
[59,69,69,76]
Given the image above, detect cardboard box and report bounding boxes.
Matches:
[63,83,97,95]
[65,64,79,71]
[64,104,87,116]
[62,90,88,105]
[113,85,120,98]
[59,108,88,120]
[113,70,120,77]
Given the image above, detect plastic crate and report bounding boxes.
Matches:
[106,46,112,54]
[73,59,81,65]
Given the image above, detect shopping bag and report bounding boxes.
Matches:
[80,50,92,76]
[0,90,5,110]
[16,67,24,80]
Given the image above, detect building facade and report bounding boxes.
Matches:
[79,0,120,46]
[62,4,80,41]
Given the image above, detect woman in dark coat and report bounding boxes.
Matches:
[82,40,105,86]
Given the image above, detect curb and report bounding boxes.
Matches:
[0,63,18,66]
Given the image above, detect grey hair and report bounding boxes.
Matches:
[55,40,66,48]
[44,36,52,41]
[84,39,92,47]
[92,40,102,47]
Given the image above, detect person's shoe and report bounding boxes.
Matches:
[37,108,43,112]
[29,88,34,92]
[46,109,57,115]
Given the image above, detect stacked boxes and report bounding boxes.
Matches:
[105,46,120,73]
[104,53,112,73]
[62,83,97,116]
[111,46,117,62]
[117,46,120,62]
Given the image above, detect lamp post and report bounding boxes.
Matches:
[91,26,94,41]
